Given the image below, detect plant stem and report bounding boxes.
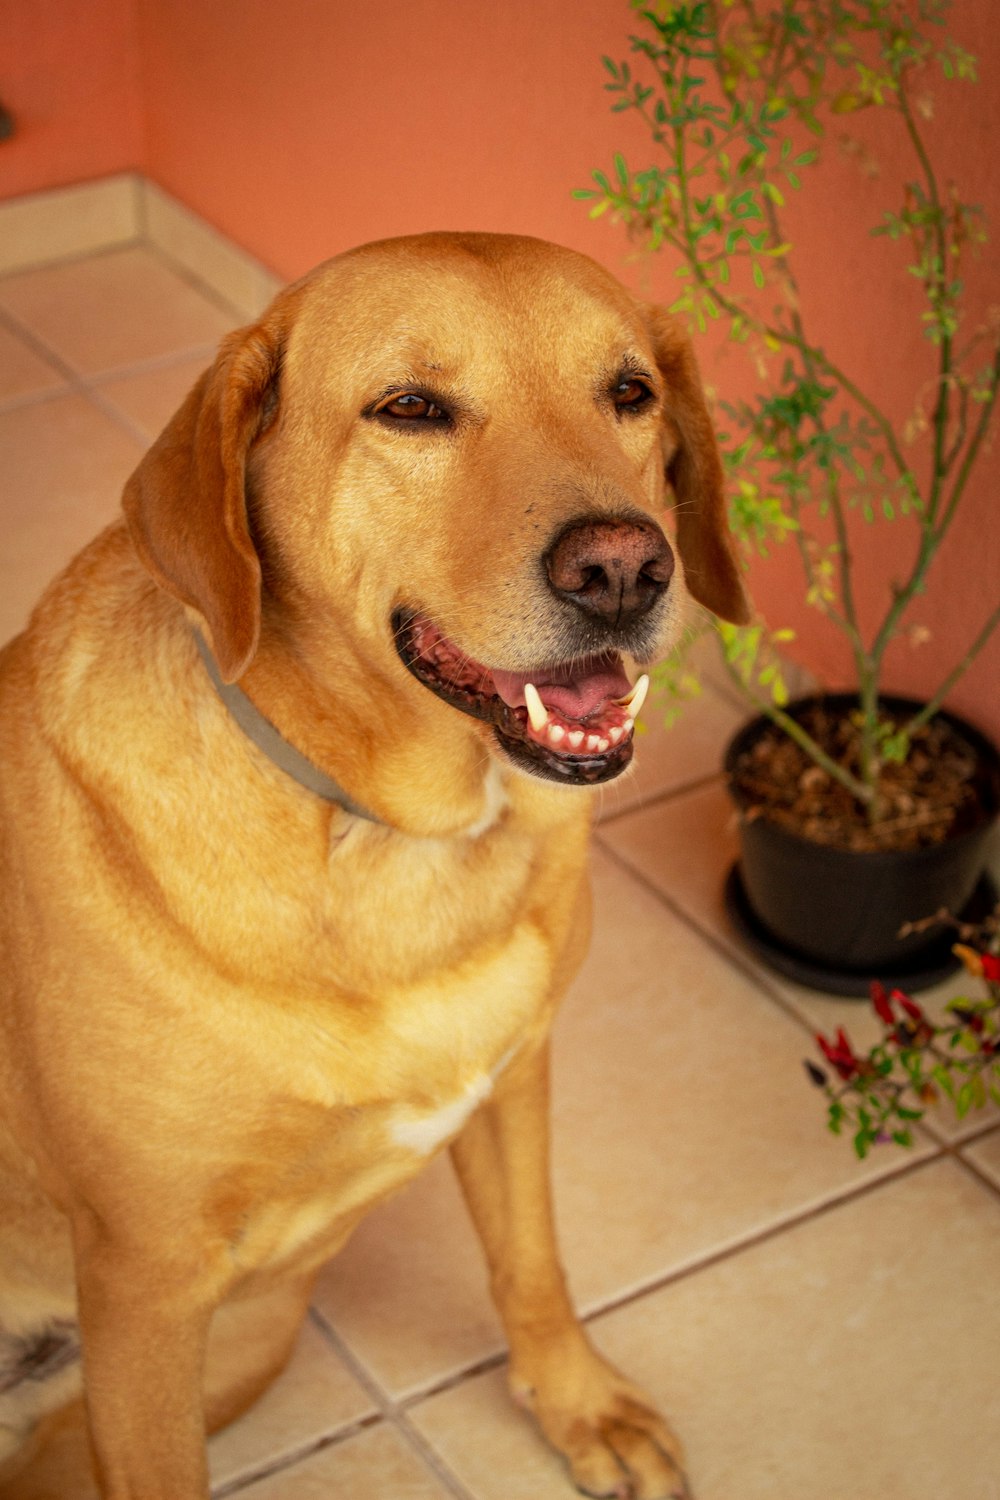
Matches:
[897,82,952,526]
[902,598,1000,739]
[720,652,874,805]
[939,345,1000,537]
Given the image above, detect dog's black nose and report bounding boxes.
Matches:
[545,517,674,627]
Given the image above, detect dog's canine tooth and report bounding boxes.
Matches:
[616,673,650,718]
[524,682,548,734]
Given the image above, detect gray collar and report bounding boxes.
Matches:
[194,632,380,824]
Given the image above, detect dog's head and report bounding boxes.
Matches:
[124,233,748,791]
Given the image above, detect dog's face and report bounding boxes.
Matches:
[125,233,748,789]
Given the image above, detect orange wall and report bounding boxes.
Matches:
[133,0,647,279]
[4,0,999,743]
[0,0,143,195]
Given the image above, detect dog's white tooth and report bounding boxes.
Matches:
[615,672,651,716]
[586,734,601,752]
[567,729,585,749]
[548,723,566,745]
[524,682,548,734]
[623,673,650,717]
[623,717,635,734]
[597,737,610,753]
[609,726,624,745]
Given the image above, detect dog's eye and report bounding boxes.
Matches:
[374,392,448,424]
[612,378,654,413]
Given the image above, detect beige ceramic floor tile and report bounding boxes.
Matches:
[411,1159,1000,1500]
[547,849,927,1299]
[312,848,922,1399]
[96,352,213,441]
[0,393,143,645]
[230,1422,452,1499]
[962,1124,1000,1187]
[208,1319,375,1490]
[596,777,741,944]
[312,1154,504,1398]
[0,319,68,405]
[410,1368,579,1500]
[601,784,1000,1145]
[0,246,235,375]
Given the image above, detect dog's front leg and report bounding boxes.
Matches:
[72,1217,220,1499]
[451,1042,690,1500]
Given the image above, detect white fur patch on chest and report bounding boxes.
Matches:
[463,761,509,838]
[390,1072,494,1154]
[389,1043,518,1155]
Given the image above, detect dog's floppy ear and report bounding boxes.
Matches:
[123,315,286,683]
[643,305,750,625]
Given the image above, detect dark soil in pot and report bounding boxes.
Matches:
[724,695,1000,996]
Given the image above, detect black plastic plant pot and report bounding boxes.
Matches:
[723,695,1000,997]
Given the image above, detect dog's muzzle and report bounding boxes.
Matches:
[393,609,651,787]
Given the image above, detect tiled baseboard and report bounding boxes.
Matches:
[0,174,283,320]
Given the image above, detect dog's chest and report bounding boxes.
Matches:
[227,901,560,1277]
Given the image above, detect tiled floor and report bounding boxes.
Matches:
[2,244,999,1500]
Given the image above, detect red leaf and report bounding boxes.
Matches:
[897,994,924,1021]
[870,981,895,1026]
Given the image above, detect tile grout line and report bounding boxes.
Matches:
[591,826,821,1042]
[147,238,269,325]
[572,1150,942,1333]
[592,825,1000,1163]
[0,234,146,283]
[594,765,727,829]
[218,1131,1000,1479]
[305,1306,480,1500]
[0,303,97,390]
[951,1137,1000,1199]
[211,1410,384,1498]
[0,300,219,446]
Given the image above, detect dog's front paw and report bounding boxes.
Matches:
[509,1333,691,1500]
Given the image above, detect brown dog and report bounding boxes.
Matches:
[0,233,747,1499]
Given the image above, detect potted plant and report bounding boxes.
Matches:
[577,0,1000,993]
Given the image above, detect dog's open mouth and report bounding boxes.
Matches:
[393,610,648,785]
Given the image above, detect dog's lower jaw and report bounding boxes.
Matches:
[492,721,634,787]
[393,609,643,789]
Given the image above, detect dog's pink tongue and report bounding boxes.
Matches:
[492,657,632,721]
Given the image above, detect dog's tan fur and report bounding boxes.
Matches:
[0,233,747,1499]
